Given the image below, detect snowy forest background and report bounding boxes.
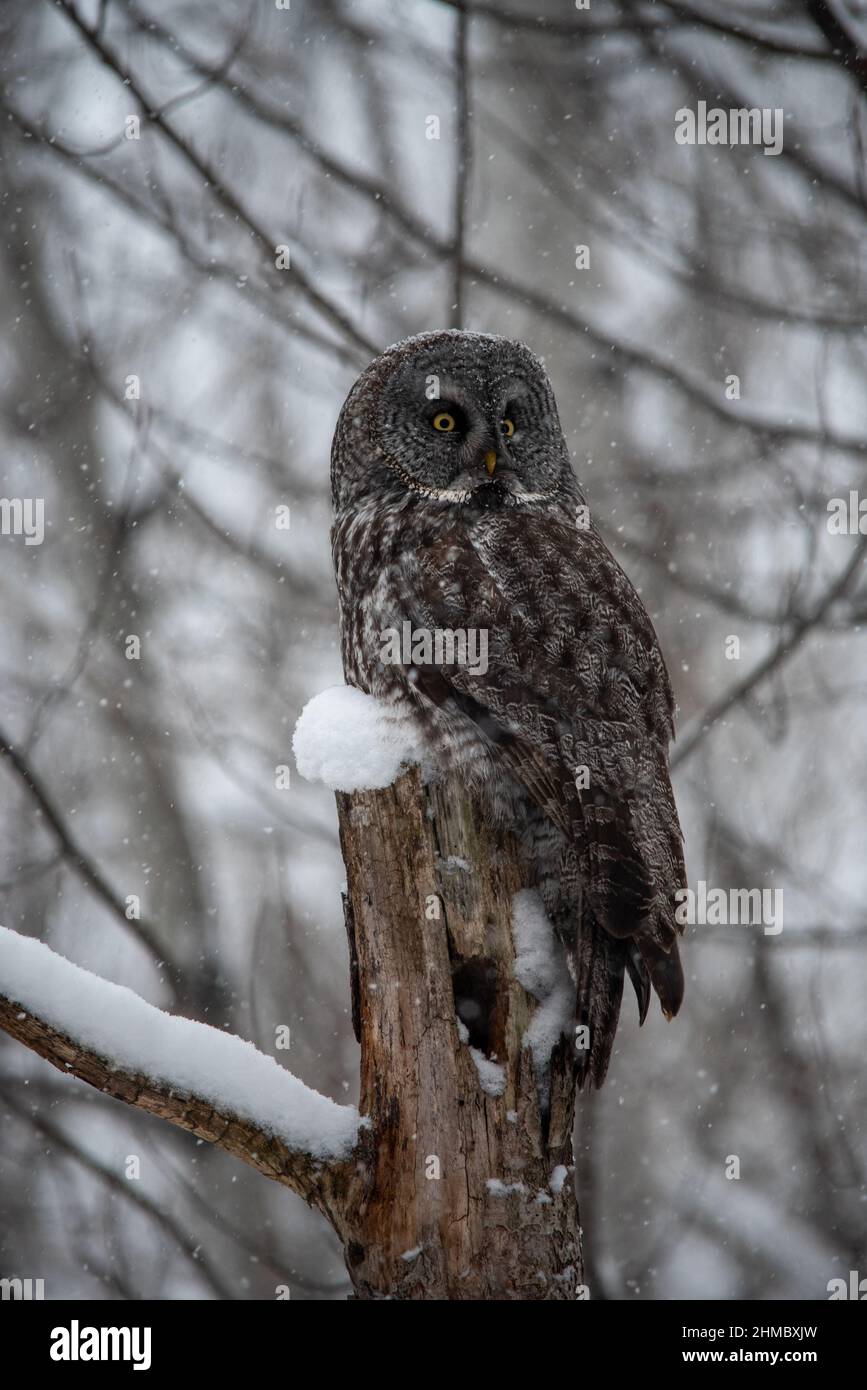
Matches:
[1,0,866,1300]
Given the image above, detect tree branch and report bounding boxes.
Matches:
[0,725,171,971]
[0,926,357,1225]
[805,0,867,93]
[0,1085,238,1300]
[0,97,362,372]
[439,0,833,59]
[451,3,471,328]
[52,0,378,359]
[80,7,867,459]
[36,9,867,460]
[672,536,867,767]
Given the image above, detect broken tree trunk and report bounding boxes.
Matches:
[331,763,583,1300]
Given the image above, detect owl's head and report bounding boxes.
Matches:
[331,330,576,513]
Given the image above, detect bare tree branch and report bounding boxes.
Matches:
[439,0,834,59]
[0,1086,238,1300]
[672,536,867,767]
[82,9,867,458]
[0,727,173,972]
[451,3,471,328]
[52,0,378,359]
[0,99,362,371]
[39,8,867,460]
[805,0,867,92]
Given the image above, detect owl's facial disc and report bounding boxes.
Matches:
[373,336,571,506]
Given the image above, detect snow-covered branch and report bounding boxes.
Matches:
[0,927,359,1219]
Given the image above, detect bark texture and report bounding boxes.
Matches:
[331,765,583,1300]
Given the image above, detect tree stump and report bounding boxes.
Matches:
[332,764,583,1300]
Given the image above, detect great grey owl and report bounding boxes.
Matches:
[331,329,685,1087]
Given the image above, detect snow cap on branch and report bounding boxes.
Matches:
[0,926,358,1161]
[293,685,422,792]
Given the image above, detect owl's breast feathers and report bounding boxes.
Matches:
[336,503,686,1080]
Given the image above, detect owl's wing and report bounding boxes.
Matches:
[395,515,686,1030]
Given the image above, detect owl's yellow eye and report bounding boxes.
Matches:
[501,418,516,437]
[432,412,456,432]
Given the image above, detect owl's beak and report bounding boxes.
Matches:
[484,450,497,476]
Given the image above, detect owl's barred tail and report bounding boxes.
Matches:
[574,915,626,1090]
[577,787,686,1052]
[573,914,684,1088]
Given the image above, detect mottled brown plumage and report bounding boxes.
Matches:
[331,329,686,1087]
